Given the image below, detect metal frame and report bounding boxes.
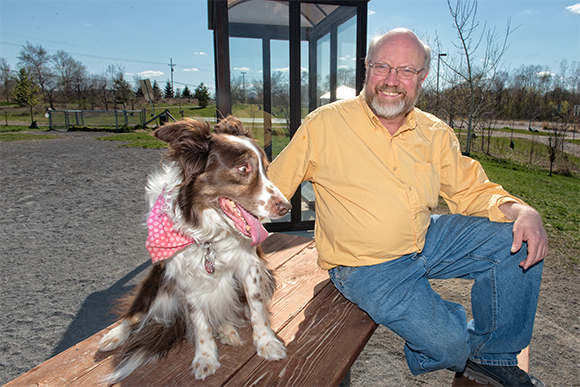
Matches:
[208,0,368,232]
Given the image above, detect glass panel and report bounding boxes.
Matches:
[270,39,290,159]
[228,37,264,148]
[317,33,331,108]
[337,16,357,94]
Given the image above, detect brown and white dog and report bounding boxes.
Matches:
[99,117,290,382]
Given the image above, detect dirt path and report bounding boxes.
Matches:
[0,132,578,386]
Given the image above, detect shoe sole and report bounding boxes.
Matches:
[463,367,504,387]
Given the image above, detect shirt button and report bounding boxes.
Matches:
[393,167,397,171]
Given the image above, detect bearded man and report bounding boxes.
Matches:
[268,28,547,387]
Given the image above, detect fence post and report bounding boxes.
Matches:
[115,110,119,131]
[124,110,128,128]
[65,110,69,131]
[48,111,52,129]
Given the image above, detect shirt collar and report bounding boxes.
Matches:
[358,94,418,136]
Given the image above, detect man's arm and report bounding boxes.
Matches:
[499,202,548,270]
[268,122,317,200]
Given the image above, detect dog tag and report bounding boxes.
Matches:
[204,256,215,274]
[203,242,215,274]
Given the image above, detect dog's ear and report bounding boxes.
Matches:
[213,115,252,138]
[153,119,212,182]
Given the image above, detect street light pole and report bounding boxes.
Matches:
[241,71,246,104]
[436,53,447,117]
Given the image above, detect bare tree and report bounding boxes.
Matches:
[0,58,15,103]
[443,0,514,155]
[52,50,87,108]
[17,42,53,101]
[111,64,132,110]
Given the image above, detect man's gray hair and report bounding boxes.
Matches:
[365,28,432,74]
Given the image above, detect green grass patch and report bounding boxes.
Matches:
[159,105,217,119]
[0,132,62,141]
[1,125,45,133]
[96,132,168,149]
[473,154,580,268]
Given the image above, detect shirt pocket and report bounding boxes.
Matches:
[413,162,441,210]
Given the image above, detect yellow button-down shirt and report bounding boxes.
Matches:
[268,95,523,270]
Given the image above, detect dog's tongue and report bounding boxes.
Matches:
[237,205,269,246]
[219,198,268,246]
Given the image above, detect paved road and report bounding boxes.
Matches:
[473,129,580,157]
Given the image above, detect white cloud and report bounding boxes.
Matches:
[566,3,580,14]
[138,70,164,77]
[85,23,94,27]
[368,10,375,16]
[535,71,556,78]
[194,51,208,56]
[273,66,308,73]
[183,68,199,72]
[234,66,251,72]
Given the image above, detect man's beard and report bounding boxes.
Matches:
[364,83,419,120]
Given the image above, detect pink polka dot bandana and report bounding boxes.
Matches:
[146,192,195,263]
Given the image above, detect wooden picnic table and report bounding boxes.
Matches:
[3,232,527,387]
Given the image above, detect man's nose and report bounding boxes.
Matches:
[382,69,400,86]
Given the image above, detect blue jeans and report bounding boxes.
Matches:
[328,214,543,375]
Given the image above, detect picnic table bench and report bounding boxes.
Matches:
[3,232,527,387]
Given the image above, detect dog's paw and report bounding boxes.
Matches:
[216,324,243,346]
[192,352,221,380]
[256,336,287,361]
[99,322,131,352]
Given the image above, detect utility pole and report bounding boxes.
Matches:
[168,58,176,92]
[436,53,447,117]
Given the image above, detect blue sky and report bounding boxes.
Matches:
[1,0,578,95]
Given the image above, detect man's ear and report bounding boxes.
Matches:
[419,70,429,87]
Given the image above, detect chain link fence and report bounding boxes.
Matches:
[47,109,147,131]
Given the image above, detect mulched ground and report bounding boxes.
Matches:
[0,131,578,386]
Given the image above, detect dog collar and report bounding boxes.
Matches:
[145,192,196,263]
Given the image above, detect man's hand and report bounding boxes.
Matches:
[499,202,548,269]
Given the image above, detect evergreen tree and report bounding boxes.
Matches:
[152,80,162,101]
[182,85,192,98]
[194,82,210,108]
[12,68,41,124]
[164,80,174,98]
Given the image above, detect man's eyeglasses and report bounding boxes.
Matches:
[368,62,424,79]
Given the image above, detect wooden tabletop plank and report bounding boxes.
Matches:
[223,281,377,387]
[2,323,118,387]
[262,233,316,270]
[269,244,328,329]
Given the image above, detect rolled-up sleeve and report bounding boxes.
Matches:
[438,126,524,222]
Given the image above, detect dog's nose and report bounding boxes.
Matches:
[275,200,291,216]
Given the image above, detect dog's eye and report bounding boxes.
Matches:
[238,164,250,174]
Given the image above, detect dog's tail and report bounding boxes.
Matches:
[102,314,187,384]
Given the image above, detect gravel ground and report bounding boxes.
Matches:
[1,131,578,386]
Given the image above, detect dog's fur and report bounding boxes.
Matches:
[99,117,291,382]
